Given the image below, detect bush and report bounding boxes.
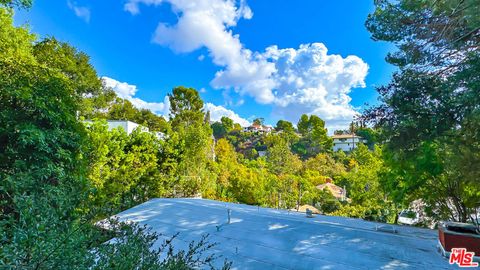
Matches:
[93,220,232,270]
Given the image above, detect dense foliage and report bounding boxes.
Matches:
[5,0,476,268]
[0,6,229,269]
[365,0,480,228]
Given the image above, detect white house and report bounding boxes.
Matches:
[84,120,169,144]
[331,134,367,152]
[242,123,273,133]
[106,120,149,135]
[106,120,167,140]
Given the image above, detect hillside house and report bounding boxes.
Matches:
[316,178,348,202]
[105,120,148,134]
[85,120,165,140]
[331,134,367,152]
[243,123,273,133]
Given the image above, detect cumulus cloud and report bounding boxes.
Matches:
[67,0,91,23]
[264,43,369,129]
[204,103,250,127]
[124,0,275,104]
[124,0,369,130]
[102,76,170,115]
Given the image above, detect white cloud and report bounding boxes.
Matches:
[265,43,369,130]
[102,76,170,115]
[124,0,369,130]
[67,0,90,23]
[204,102,250,127]
[124,0,163,15]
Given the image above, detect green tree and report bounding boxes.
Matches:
[169,86,204,127]
[211,117,235,139]
[221,116,234,132]
[212,139,268,205]
[355,127,378,149]
[31,37,121,121]
[214,138,238,199]
[0,8,35,62]
[252,118,264,126]
[173,123,213,197]
[266,135,303,208]
[304,153,346,180]
[333,145,395,222]
[266,136,302,176]
[293,114,332,158]
[0,7,91,266]
[233,123,242,131]
[34,38,103,97]
[297,114,310,136]
[275,120,295,133]
[136,109,169,132]
[275,119,299,145]
[107,98,139,121]
[81,86,117,119]
[316,190,342,214]
[211,122,227,139]
[167,87,213,197]
[364,0,480,225]
[366,0,480,74]
[85,121,162,215]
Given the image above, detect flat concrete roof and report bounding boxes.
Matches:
[113,198,454,269]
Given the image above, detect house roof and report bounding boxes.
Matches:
[111,198,452,270]
[248,124,273,130]
[316,182,346,200]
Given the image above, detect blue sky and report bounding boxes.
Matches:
[15,0,395,130]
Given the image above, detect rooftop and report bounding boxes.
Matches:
[113,198,454,270]
[316,182,347,200]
